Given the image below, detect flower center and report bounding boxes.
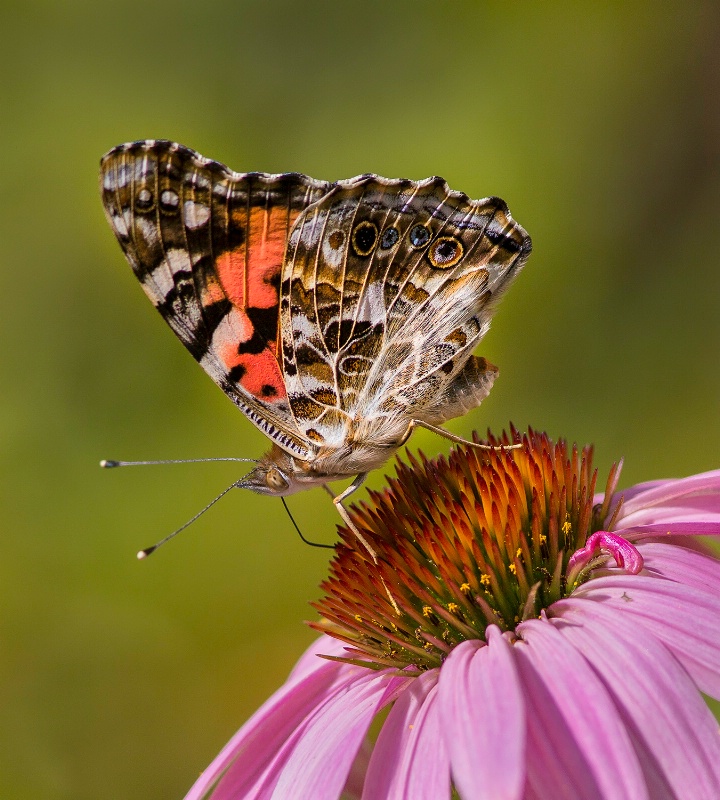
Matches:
[311,427,633,671]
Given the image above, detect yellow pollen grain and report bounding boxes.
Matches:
[422,606,433,618]
[354,614,363,622]
[460,583,471,594]
[515,547,523,560]
[480,573,491,586]
[448,602,460,614]
[562,516,572,535]
[539,534,547,545]
[509,563,517,575]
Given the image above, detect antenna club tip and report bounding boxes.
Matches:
[137,548,153,560]
[100,459,119,468]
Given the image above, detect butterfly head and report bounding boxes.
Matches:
[237,446,328,497]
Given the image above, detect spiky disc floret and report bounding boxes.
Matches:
[311,427,628,671]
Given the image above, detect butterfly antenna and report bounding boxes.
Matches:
[280,497,335,550]
[101,457,257,468]
[137,481,240,559]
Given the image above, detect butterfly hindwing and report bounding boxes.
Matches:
[280,176,531,442]
[100,140,331,458]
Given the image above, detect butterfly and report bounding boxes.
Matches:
[100,140,531,546]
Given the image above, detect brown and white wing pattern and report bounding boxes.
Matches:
[278,176,531,445]
[100,140,332,459]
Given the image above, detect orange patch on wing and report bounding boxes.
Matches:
[201,276,226,307]
[217,207,301,312]
[246,207,296,307]
[216,248,247,307]
[219,338,286,401]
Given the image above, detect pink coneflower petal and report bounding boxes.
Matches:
[362,670,449,799]
[438,627,525,799]
[568,575,720,697]
[551,600,720,797]
[619,522,720,543]
[344,737,373,800]
[610,470,720,527]
[287,635,349,681]
[186,660,351,799]
[272,670,413,799]
[639,541,720,589]
[185,638,410,800]
[516,619,648,799]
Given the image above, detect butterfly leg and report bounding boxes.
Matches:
[332,476,401,616]
[332,474,377,561]
[405,419,521,451]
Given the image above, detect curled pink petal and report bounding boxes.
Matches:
[567,531,644,579]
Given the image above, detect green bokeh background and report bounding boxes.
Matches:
[2,2,719,797]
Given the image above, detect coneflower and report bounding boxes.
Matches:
[186,429,720,800]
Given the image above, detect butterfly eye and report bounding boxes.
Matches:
[135,187,154,213]
[159,188,180,214]
[428,236,464,269]
[265,468,289,492]
[409,224,431,248]
[380,227,399,249]
[351,221,378,256]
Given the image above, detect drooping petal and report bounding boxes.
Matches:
[344,736,373,800]
[286,635,350,683]
[550,599,720,797]
[636,542,720,590]
[514,651,603,800]
[185,647,409,800]
[622,522,720,540]
[270,670,414,800]
[362,670,450,800]
[515,618,648,800]
[438,627,525,800]
[184,648,351,800]
[571,574,720,698]
[612,470,720,527]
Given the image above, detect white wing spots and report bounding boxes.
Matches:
[184,200,210,229]
[356,281,385,321]
[160,189,180,211]
[103,161,131,190]
[191,173,210,190]
[209,309,254,361]
[291,314,320,341]
[136,216,159,246]
[321,229,345,269]
[165,247,192,273]
[109,208,129,238]
[146,261,176,300]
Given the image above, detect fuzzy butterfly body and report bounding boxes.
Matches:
[101,140,531,509]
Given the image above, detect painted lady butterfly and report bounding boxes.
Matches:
[100,140,531,541]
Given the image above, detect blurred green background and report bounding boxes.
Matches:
[2,1,719,797]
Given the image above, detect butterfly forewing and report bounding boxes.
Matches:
[100,140,331,458]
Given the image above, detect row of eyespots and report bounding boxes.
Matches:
[350,220,464,269]
[132,186,182,215]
